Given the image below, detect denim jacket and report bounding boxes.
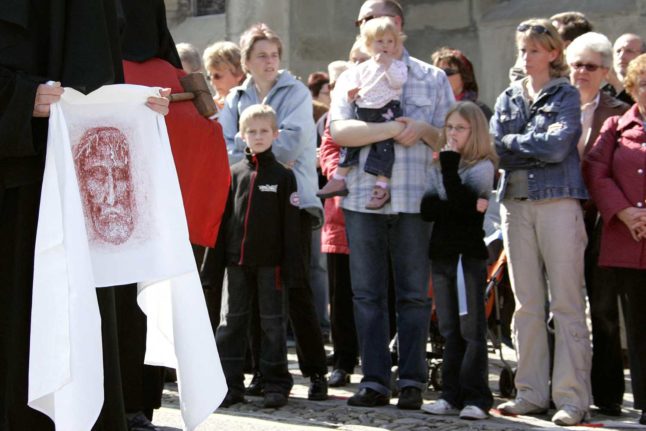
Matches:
[490,77,588,201]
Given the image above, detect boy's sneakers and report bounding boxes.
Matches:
[497,398,548,416]
[422,399,459,415]
[460,405,489,420]
[552,405,588,426]
[317,178,349,198]
[365,185,390,210]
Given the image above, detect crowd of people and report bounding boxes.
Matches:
[2,0,646,430]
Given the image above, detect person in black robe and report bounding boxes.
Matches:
[0,1,168,430]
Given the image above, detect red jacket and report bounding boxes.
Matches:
[319,116,349,255]
[583,104,646,269]
[123,58,230,247]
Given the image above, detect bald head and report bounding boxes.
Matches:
[614,33,646,79]
[357,0,404,32]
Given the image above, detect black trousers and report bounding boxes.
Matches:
[114,285,165,419]
[613,268,646,410]
[0,184,128,431]
[327,253,358,373]
[248,210,327,377]
[585,220,625,408]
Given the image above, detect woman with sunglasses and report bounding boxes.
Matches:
[491,18,591,426]
[431,47,493,121]
[566,32,630,418]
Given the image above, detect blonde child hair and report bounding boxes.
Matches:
[239,104,278,134]
[516,18,568,78]
[359,17,407,54]
[438,101,498,167]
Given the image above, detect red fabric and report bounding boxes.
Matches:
[123,58,230,247]
[319,116,349,255]
[583,104,646,269]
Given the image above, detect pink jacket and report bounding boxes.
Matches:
[583,104,646,269]
[319,117,349,255]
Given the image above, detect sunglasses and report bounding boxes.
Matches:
[442,68,458,77]
[569,62,604,72]
[355,14,394,27]
[516,24,549,34]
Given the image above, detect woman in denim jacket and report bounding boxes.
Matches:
[491,18,591,426]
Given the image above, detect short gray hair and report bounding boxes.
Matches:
[176,43,203,73]
[566,32,613,69]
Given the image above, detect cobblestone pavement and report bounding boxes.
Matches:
[154,346,644,431]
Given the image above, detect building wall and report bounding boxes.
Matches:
[168,0,646,106]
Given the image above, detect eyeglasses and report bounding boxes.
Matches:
[569,62,604,72]
[355,14,394,27]
[516,24,549,34]
[442,68,458,77]
[444,125,471,133]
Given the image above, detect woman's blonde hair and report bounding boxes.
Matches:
[203,41,244,78]
[516,18,568,78]
[624,53,646,98]
[239,23,282,74]
[360,17,406,54]
[438,101,498,167]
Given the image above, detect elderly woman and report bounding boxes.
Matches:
[202,41,246,110]
[566,32,630,417]
[431,47,492,120]
[491,19,591,426]
[583,53,646,426]
[218,22,327,404]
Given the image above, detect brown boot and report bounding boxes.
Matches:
[365,186,390,210]
[317,178,349,198]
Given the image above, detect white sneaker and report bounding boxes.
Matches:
[422,399,459,415]
[498,398,548,415]
[460,405,489,420]
[552,405,588,426]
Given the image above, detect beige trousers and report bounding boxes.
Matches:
[501,198,591,410]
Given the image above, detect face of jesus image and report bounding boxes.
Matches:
[74,127,136,245]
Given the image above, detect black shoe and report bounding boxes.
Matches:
[347,388,390,407]
[263,392,288,408]
[245,371,264,396]
[397,387,422,410]
[127,411,160,431]
[640,410,646,425]
[308,373,329,400]
[220,391,245,408]
[328,369,350,387]
[596,403,622,417]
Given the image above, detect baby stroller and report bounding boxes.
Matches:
[424,230,517,398]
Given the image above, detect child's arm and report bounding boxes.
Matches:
[382,58,407,90]
[439,151,493,221]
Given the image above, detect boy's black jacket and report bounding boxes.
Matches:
[220,148,303,286]
[420,151,488,259]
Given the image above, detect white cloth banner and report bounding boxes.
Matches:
[29,84,226,431]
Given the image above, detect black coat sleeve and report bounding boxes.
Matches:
[437,151,481,222]
[0,65,41,158]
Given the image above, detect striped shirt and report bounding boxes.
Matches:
[329,51,455,214]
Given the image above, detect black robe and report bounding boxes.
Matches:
[0,1,127,430]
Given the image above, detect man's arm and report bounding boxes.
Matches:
[329,118,404,147]
[394,117,442,150]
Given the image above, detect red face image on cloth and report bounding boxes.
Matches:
[73,127,137,245]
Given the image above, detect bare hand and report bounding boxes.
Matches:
[617,207,646,241]
[347,87,360,102]
[33,82,64,117]
[476,198,489,213]
[394,117,425,147]
[375,53,393,68]
[146,88,171,115]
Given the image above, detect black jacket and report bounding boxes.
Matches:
[420,151,490,260]
[221,148,302,285]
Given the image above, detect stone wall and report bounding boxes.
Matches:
[168,0,646,106]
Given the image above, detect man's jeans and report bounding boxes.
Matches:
[431,256,493,410]
[217,265,292,396]
[343,210,431,395]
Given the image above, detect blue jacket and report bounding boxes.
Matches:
[490,77,588,201]
[219,70,323,228]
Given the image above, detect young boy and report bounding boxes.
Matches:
[216,104,302,409]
